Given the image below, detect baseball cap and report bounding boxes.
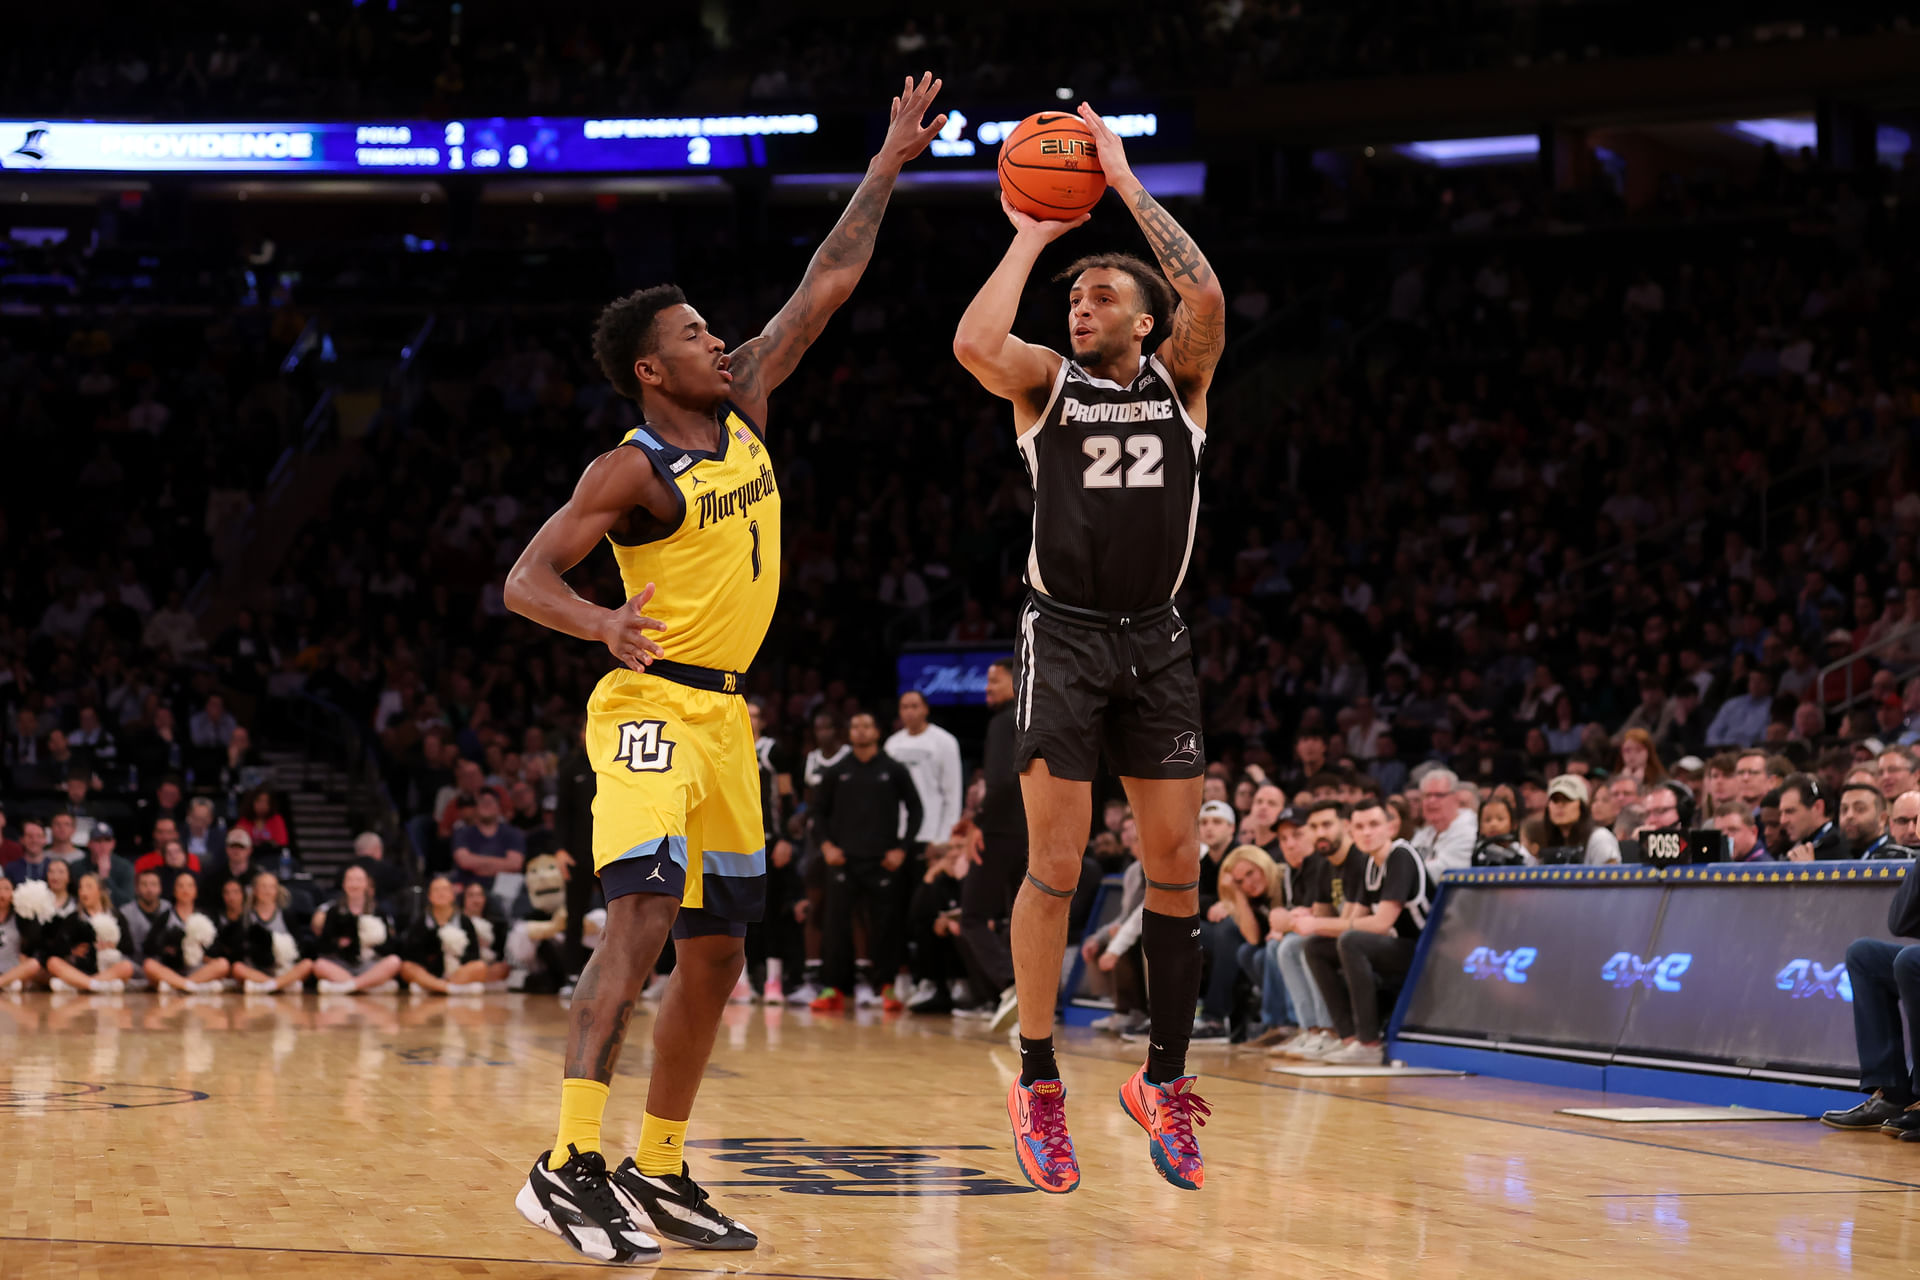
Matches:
[1675,755,1706,773]
[1547,774,1590,806]
[1826,628,1854,645]
[88,822,115,842]
[226,828,253,850]
[1275,806,1307,827]
[1198,800,1236,824]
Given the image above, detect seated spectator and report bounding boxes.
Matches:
[117,865,177,971]
[1891,790,1920,852]
[1879,749,1919,803]
[451,789,528,900]
[133,820,198,874]
[71,823,136,907]
[1537,775,1623,865]
[4,821,52,885]
[1470,796,1527,866]
[181,796,226,862]
[1779,774,1846,862]
[1822,860,1920,1140]
[1083,825,1147,1036]
[399,874,507,995]
[40,870,136,994]
[1711,802,1766,862]
[345,830,407,904]
[140,870,229,992]
[188,693,239,749]
[1706,671,1776,748]
[228,869,313,994]
[1268,800,1368,1059]
[0,877,46,991]
[234,787,290,853]
[1612,727,1668,788]
[199,827,259,904]
[219,725,269,798]
[1838,784,1897,860]
[310,864,402,994]
[1300,797,1435,1065]
[1193,844,1279,1042]
[0,804,20,866]
[1410,768,1478,874]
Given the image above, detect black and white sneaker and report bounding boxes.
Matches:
[517,1146,662,1264]
[612,1158,758,1250]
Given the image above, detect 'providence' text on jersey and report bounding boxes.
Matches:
[1017,354,1204,613]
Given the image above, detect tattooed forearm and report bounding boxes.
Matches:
[1129,188,1225,380]
[729,165,901,403]
[1132,188,1213,289]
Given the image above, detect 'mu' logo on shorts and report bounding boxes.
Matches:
[614,719,676,772]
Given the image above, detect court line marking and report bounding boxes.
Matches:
[1030,1037,1920,1192]
[1591,1189,1920,1198]
[0,1234,888,1280]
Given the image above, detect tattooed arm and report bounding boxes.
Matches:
[725,73,947,425]
[1076,102,1227,423]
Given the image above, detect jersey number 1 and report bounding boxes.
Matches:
[1081,434,1165,489]
[749,519,762,580]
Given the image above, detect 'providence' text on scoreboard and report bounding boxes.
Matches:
[0,116,820,173]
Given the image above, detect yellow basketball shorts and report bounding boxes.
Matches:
[585,667,767,939]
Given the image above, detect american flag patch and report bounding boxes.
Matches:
[734,426,750,442]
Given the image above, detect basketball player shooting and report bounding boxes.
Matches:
[502,75,947,1264]
[953,103,1226,1194]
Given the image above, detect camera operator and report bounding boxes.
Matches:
[1779,774,1847,862]
[1837,783,1898,860]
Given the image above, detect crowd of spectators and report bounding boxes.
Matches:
[4,2,1909,118]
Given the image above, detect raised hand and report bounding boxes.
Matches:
[1001,192,1090,243]
[878,73,948,170]
[599,583,667,672]
[1075,102,1135,191]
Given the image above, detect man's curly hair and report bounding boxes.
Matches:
[591,284,688,401]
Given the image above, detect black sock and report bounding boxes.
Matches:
[1140,908,1203,1085]
[1018,1035,1058,1085]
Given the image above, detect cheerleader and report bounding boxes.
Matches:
[142,870,231,993]
[42,870,136,993]
[0,876,46,991]
[208,878,250,982]
[310,864,402,994]
[399,874,509,994]
[228,869,314,994]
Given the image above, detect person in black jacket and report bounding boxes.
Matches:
[811,710,923,1008]
[399,873,507,994]
[1822,859,1920,1139]
[142,870,229,992]
[550,728,599,982]
[310,864,403,993]
[950,660,1026,1015]
[1779,773,1848,862]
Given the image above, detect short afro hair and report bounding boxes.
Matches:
[1053,253,1176,343]
[592,284,688,402]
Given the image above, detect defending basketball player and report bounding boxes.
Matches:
[953,103,1226,1194]
[503,75,947,1264]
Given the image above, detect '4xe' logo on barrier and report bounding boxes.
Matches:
[1601,952,1693,992]
[1462,946,1538,984]
[1775,959,1853,1002]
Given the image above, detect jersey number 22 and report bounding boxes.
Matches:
[1081,434,1165,489]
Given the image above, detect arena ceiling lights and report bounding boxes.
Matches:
[1396,134,1541,166]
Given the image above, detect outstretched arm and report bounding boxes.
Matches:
[952,196,1082,415]
[726,74,948,423]
[1077,103,1227,414]
[503,448,670,671]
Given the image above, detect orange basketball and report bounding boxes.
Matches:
[998,111,1107,220]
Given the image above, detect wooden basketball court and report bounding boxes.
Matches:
[2,991,1913,1278]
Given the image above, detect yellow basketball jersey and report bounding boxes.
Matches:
[608,404,780,673]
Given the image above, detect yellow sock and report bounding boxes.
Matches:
[547,1078,612,1170]
[636,1112,690,1176]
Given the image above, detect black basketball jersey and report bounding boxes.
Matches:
[1017,354,1205,612]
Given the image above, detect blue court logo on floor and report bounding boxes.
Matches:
[688,1138,1035,1196]
[0,1081,208,1111]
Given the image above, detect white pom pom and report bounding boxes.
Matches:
[183,912,214,969]
[357,915,388,950]
[13,880,55,923]
[89,911,122,949]
[470,915,496,962]
[505,922,537,971]
[271,931,299,974]
[97,948,124,969]
[438,923,469,966]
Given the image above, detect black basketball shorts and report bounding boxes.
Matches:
[1012,592,1204,782]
